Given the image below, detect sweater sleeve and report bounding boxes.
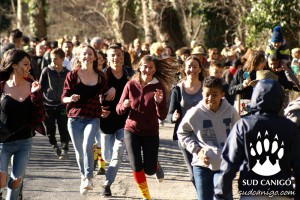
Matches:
[61,71,75,101]
[155,85,168,120]
[228,69,244,96]
[39,67,48,96]
[167,86,181,123]
[116,81,130,115]
[177,108,201,154]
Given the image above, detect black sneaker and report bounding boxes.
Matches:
[97,168,105,175]
[155,162,164,183]
[52,145,61,157]
[102,185,112,196]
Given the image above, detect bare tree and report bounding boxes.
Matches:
[27,0,47,38]
[111,0,139,44]
[172,0,191,45]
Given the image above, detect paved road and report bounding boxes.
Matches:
[2,124,239,200]
[2,125,199,200]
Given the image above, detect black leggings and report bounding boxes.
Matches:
[124,130,159,175]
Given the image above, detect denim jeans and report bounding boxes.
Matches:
[193,166,222,200]
[178,140,195,187]
[0,138,32,200]
[94,129,101,148]
[67,117,99,179]
[100,128,125,186]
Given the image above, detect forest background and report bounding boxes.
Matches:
[1,0,300,50]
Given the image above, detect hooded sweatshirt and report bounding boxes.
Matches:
[215,79,300,199]
[284,97,300,127]
[177,98,240,171]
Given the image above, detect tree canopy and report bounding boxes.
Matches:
[1,0,299,50]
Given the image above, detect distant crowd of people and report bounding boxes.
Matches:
[0,25,299,200]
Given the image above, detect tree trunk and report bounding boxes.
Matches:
[111,0,138,45]
[172,0,190,45]
[148,0,165,41]
[27,0,47,39]
[141,0,151,38]
[17,0,22,29]
[111,1,124,44]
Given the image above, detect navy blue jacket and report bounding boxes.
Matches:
[215,79,300,199]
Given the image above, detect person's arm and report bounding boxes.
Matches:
[177,109,201,154]
[116,81,131,115]
[290,125,300,199]
[61,71,78,104]
[215,120,245,199]
[154,86,168,120]
[278,73,300,91]
[39,67,48,95]
[284,99,300,127]
[30,83,46,123]
[228,69,246,96]
[283,66,300,89]
[167,86,181,123]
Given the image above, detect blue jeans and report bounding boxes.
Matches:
[100,128,125,186]
[0,138,32,200]
[67,117,99,179]
[178,140,195,187]
[193,166,222,200]
[94,129,101,148]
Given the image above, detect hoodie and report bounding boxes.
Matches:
[284,97,300,127]
[215,79,300,199]
[177,98,240,171]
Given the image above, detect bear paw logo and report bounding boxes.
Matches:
[250,131,284,176]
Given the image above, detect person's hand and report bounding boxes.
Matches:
[105,87,116,101]
[197,148,210,166]
[31,81,41,93]
[123,99,131,108]
[242,79,251,88]
[281,63,288,71]
[154,89,163,103]
[70,94,80,102]
[101,106,111,118]
[172,110,180,122]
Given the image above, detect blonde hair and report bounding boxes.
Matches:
[208,48,218,58]
[291,48,300,58]
[150,42,164,57]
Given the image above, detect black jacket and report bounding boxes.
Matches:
[228,68,257,100]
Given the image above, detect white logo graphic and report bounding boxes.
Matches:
[250,131,284,176]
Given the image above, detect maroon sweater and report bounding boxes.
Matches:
[116,79,167,136]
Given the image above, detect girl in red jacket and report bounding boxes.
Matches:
[117,55,177,200]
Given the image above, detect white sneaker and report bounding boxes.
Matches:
[83,178,94,190]
[80,178,88,195]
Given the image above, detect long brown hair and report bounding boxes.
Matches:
[243,50,265,72]
[132,55,178,94]
[0,49,31,81]
[75,45,107,90]
[180,55,205,82]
